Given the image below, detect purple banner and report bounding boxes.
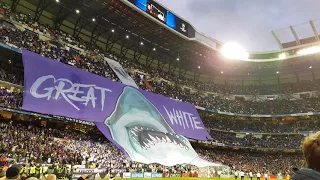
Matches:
[22,50,212,141]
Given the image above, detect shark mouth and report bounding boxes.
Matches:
[128,125,189,151]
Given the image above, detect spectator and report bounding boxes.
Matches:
[292,132,320,180]
[5,166,20,180]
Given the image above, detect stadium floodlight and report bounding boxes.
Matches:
[92,18,96,22]
[140,42,144,45]
[76,9,80,14]
[126,35,129,39]
[297,46,320,55]
[111,29,115,33]
[279,53,286,60]
[153,48,156,51]
[177,58,179,61]
[276,71,279,74]
[198,66,200,69]
[310,66,313,69]
[221,42,249,60]
[55,0,59,2]
[221,71,223,74]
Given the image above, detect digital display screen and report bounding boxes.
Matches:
[146,1,166,22]
[128,0,195,38]
[166,11,176,30]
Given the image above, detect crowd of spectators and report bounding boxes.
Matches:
[210,130,304,149]
[0,4,312,176]
[201,116,320,133]
[0,7,318,134]
[0,117,305,175]
[0,88,22,108]
[202,117,294,133]
[198,148,304,175]
[0,119,130,170]
[0,9,320,116]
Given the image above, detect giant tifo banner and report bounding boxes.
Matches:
[22,50,217,167]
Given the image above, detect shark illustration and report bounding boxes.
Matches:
[104,86,216,167]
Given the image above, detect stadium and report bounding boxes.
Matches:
[0,0,319,180]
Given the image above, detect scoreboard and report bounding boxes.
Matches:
[128,0,195,38]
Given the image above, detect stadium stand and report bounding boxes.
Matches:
[0,1,317,178]
[0,116,305,175]
[1,19,320,115]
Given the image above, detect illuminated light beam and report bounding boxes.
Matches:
[221,42,249,60]
[297,46,320,55]
[279,53,286,60]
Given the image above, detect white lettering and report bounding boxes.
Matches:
[163,106,204,130]
[163,106,178,125]
[30,75,55,100]
[94,87,109,111]
[175,109,185,129]
[192,116,203,130]
[30,75,112,111]
[83,87,97,108]
[183,112,190,129]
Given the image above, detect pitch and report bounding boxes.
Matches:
[109,178,283,180]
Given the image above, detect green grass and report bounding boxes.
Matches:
[119,179,232,180]
[111,178,281,180]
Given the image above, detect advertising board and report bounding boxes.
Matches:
[131,172,144,178]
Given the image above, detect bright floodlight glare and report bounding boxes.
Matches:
[140,42,144,45]
[126,35,129,39]
[221,71,223,74]
[92,18,96,22]
[177,58,179,61]
[221,42,249,60]
[297,46,320,55]
[276,71,279,74]
[309,66,313,69]
[279,53,286,59]
[76,9,80,14]
[153,48,156,51]
[111,29,115,33]
[198,66,200,69]
[55,0,59,2]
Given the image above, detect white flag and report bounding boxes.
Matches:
[105,58,138,88]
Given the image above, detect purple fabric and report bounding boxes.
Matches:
[22,50,211,140]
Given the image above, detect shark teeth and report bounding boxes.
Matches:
[172,139,178,145]
[156,136,161,142]
[131,130,137,136]
[161,137,167,143]
[143,142,150,148]
[147,139,155,145]
[149,134,158,142]
[165,135,172,143]
[130,126,190,151]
